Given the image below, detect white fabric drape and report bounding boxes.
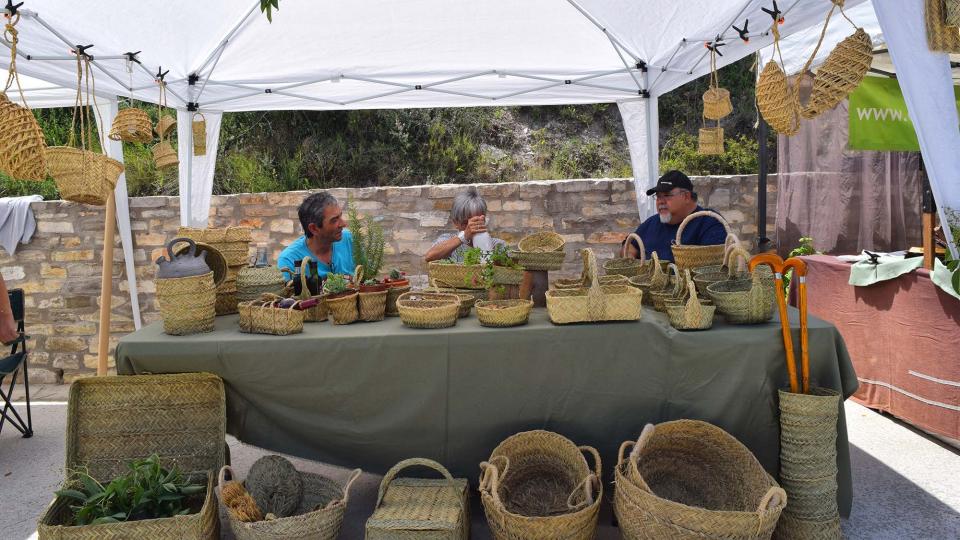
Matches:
[874,0,960,256]
[176,109,223,227]
[618,98,659,220]
[93,100,142,329]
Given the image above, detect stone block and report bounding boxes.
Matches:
[134,233,167,247]
[129,197,168,208]
[1,266,25,280]
[28,367,61,384]
[37,221,74,234]
[587,231,628,244]
[269,220,295,234]
[46,336,89,353]
[502,200,531,211]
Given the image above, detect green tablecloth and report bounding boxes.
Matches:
[116,307,858,516]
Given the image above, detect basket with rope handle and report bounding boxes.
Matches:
[0,14,47,182]
[706,258,776,325]
[109,60,153,144]
[666,271,716,330]
[649,263,688,313]
[603,232,645,277]
[46,55,124,206]
[153,82,179,171]
[628,250,668,306]
[192,112,207,156]
[703,47,733,120]
[671,210,732,273]
[365,458,469,539]
[691,233,743,276]
[545,248,642,324]
[698,122,725,155]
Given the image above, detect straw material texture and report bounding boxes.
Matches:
[153,140,179,170]
[554,274,627,290]
[47,147,123,206]
[476,299,534,327]
[698,126,724,155]
[774,388,842,540]
[245,455,303,518]
[948,0,960,26]
[479,430,601,540]
[173,241,228,287]
[109,107,153,143]
[38,373,225,540]
[800,28,872,119]
[0,19,47,181]
[193,113,207,156]
[693,244,750,294]
[757,60,800,136]
[325,291,359,325]
[613,420,786,540]
[238,298,305,335]
[707,270,775,325]
[397,291,460,329]
[359,289,389,321]
[546,249,642,324]
[703,49,732,121]
[386,285,411,317]
[238,266,289,302]
[156,114,177,138]
[177,227,252,266]
[604,233,646,277]
[428,261,524,289]
[424,284,476,318]
[927,0,960,52]
[671,211,731,273]
[513,231,565,271]
[366,458,469,540]
[156,271,216,335]
[666,273,715,331]
[649,264,686,313]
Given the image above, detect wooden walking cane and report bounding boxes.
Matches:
[784,258,809,394]
[749,254,799,393]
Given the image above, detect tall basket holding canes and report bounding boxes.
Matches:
[750,255,842,540]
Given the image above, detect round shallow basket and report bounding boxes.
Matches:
[801,28,873,120]
[513,231,566,272]
[694,245,751,295]
[479,430,601,540]
[426,279,480,318]
[476,298,534,328]
[518,231,564,252]
[0,93,47,181]
[672,210,732,273]
[706,271,775,325]
[47,147,124,206]
[155,114,177,138]
[108,107,153,143]
[153,140,179,171]
[698,126,724,155]
[703,87,733,120]
[757,60,800,136]
[220,465,361,540]
[172,241,227,287]
[396,291,460,329]
[614,420,787,540]
[156,271,216,336]
[325,290,359,325]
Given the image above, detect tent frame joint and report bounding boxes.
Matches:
[187,101,199,111]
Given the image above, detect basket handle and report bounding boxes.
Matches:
[375,458,464,513]
[193,111,206,122]
[724,233,741,253]
[625,424,656,493]
[674,210,731,247]
[582,249,607,320]
[573,445,602,507]
[299,255,314,299]
[683,271,703,320]
[478,455,510,511]
[725,245,752,279]
[621,233,646,264]
[218,465,235,492]
[757,486,787,513]
[328,468,363,508]
[353,265,364,285]
[665,263,683,297]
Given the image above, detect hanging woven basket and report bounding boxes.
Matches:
[702,87,733,120]
[47,147,124,206]
[153,140,179,170]
[927,0,960,52]
[801,28,873,120]
[155,114,177,138]
[757,60,800,136]
[948,0,960,26]
[108,107,153,143]
[0,18,48,182]
[698,126,724,155]
[193,112,207,156]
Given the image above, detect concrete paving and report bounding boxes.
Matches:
[2,388,957,539]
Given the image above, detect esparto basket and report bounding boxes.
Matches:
[172,241,228,288]
[603,233,645,277]
[666,271,716,331]
[192,112,207,156]
[693,244,750,295]
[47,147,124,206]
[703,49,732,120]
[948,0,960,26]
[698,125,724,155]
[397,291,460,329]
[691,233,743,276]
[156,114,177,138]
[706,268,776,325]
[108,107,153,143]
[756,24,801,136]
[385,285,411,317]
[365,458,469,540]
[153,140,179,171]
[476,298,534,327]
[554,274,627,290]
[926,0,960,52]
[325,290,359,325]
[613,420,786,540]
[0,18,47,182]
[479,430,601,540]
[238,265,289,303]
[801,28,873,119]
[219,465,362,540]
[649,263,686,313]
[546,249,642,324]
[359,289,389,322]
[156,271,216,335]
[512,231,566,271]
[671,210,732,273]
[37,373,225,540]
[238,297,305,336]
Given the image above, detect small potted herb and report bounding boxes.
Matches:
[383,268,410,288]
[359,278,389,293]
[323,273,356,300]
[323,273,359,324]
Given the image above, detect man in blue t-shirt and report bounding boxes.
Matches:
[623,170,727,262]
[278,192,355,280]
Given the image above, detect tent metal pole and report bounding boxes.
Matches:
[758,116,770,252]
[422,87,493,101]
[604,35,644,91]
[131,77,187,92]
[564,0,643,61]
[193,1,261,75]
[685,0,755,76]
[496,81,564,100]
[342,75,411,88]
[203,80,345,106]
[342,87,411,105]
[201,89,264,107]
[650,41,686,90]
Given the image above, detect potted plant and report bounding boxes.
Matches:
[347,199,386,284]
[323,273,360,325]
[359,278,389,293]
[383,268,410,288]
[323,273,356,300]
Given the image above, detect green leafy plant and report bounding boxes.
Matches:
[346,199,385,283]
[323,273,351,295]
[54,455,205,526]
[462,247,483,266]
[260,0,280,22]
[388,268,405,280]
[784,237,819,296]
[945,248,960,295]
[363,278,379,286]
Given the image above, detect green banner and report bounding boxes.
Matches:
[848,77,960,152]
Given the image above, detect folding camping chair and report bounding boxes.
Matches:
[0,288,32,438]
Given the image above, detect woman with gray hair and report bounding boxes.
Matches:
[424,187,506,262]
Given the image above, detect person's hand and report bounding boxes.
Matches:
[463,215,487,242]
[0,314,18,345]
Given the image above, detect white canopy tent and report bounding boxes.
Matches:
[2,0,958,371]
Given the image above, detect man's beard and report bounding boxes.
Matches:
[658,211,672,224]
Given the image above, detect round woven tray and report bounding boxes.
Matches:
[397,291,460,329]
[476,299,534,327]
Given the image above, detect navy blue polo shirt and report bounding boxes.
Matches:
[628,206,727,262]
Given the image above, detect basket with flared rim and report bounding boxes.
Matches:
[613,421,787,540]
[703,48,733,120]
[649,263,687,312]
[192,112,207,156]
[694,243,751,294]
[476,298,534,327]
[396,291,460,329]
[109,65,153,144]
[512,231,566,271]
[156,114,177,138]
[545,248,642,324]
[666,271,716,330]
[479,430,602,540]
[671,210,732,272]
[153,82,179,170]
[46,55,124,206]
[0,15,47,182]
[425,278,478,318]
[603,232,645,277]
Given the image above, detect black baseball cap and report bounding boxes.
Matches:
[646,170,694,196]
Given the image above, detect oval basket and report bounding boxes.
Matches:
[397,291,460,329]
[475,298,534,328]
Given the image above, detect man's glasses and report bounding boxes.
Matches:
[655,190,688,200]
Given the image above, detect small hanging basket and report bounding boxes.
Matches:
[155,114,177,138]
[153,140,179,171]
[47,147,124,206]
[108,107,153,143]
[698,125,724,155]
[757,61,800,135]
[801,28,873,120]
[702,87,733,120]
[192,112,207,156]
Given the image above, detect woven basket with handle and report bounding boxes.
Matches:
[238,296,305,335]
[479,430,601,540]
[219,465,362,540]
[801,28,872,119]
[613,420,787,540]
[546,248,642,324]
[671,210,732,273]
[325,290,359,325]
[706,266,776,325]
[691,233,742,276]
[156,114,177,138]
[927,0,960,52]
[703,49,732,120]
[649,263,687,313]
[109,107,153,143]
[666,271,716,330]
[193,112,207,156]
[425,279,478,318]
[365,458,469,540]
[693,243,750,295]
[603,232,645,277]
[37,373,225,540]
[0,15,47,182]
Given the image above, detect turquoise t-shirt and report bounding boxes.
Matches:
[277,230,354,280]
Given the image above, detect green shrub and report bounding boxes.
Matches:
[659,132,759,176]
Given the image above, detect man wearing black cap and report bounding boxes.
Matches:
[623,170,726,262]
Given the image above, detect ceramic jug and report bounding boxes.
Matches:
[156,237,211,279]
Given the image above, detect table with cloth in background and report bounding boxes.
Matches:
[794,255,960,447]
[116,306,859,516]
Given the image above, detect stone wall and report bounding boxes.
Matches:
[1,174,776,383]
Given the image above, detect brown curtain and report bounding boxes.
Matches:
[776,75,925,255]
